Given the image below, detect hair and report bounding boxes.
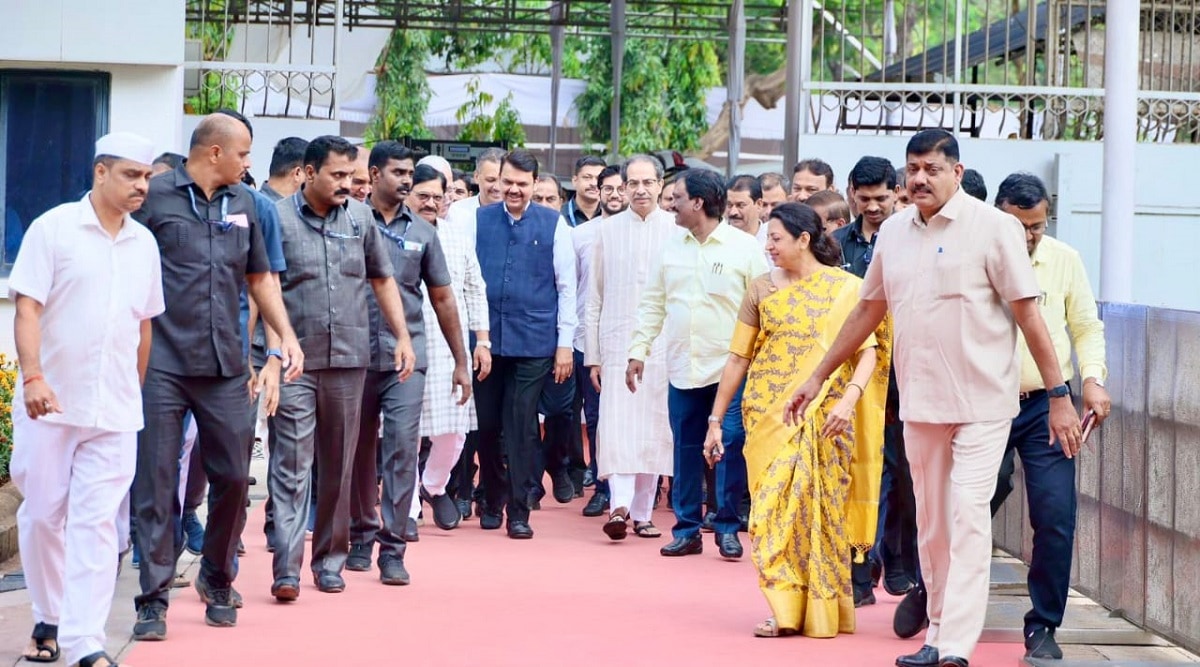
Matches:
[906,128,960,163]
[769,203,842,267]
[895,167,907,188]
[475,148,506,174]
[461,174,478,195]
[215,108,253,138]
[536,174,564,197]
[152,152,186,170]
[994,172,1050,210]
[806,190,851,225]
[269,137,309,178]
[304,135,357,172]
[598,165,622,186]
[961,168,988,201]
[502,150,539,178]
[792,158,834,188]
[622,154,663,180]
[681,169,727,219]
[848,156,897,190]
[758,171,789,194]
[574,155,606,175]
[411,163,446,190]
[368,140,413,172]
[727,174,762,201]
[451,168,466,183]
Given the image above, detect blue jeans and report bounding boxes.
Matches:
[714,378,747,534]
[991,391,1075,633]
[667,383,719,539]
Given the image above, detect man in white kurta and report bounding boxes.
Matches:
[584,156,679,540]
[10,133,164,667]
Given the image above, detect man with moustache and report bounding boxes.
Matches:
[598,165,627,217]
[584,155,677,539]
[564,156,605,226]
[132,114,303,639]
[347,156,469,584]
[473,150,577,538]
[532,174,565,210]
[12,133,163,667]
[350,150,372,202]
[268,136,414,600]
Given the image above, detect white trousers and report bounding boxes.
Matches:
[606,472,657,522]
[904,420,1011,661]
[409,432,467,519]
[11,415,136,666]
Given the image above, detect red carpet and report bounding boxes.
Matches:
[125,497,1022,666]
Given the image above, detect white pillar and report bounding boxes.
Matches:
[783,0,804,171]
[1100,0,1138,303]
[727,0,746,176]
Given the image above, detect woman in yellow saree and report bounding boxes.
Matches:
[703,203,890,639]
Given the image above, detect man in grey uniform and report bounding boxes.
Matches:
[268,135,415,600]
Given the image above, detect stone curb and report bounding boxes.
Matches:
[0,481,22,564]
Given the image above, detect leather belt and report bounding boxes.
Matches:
[1018,389,1047,402]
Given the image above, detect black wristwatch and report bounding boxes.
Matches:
[1047,384,1070,399]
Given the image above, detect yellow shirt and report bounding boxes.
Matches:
[629,222,770,389]
[1018,235,1107,392]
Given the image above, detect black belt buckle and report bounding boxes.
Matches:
[1019,388,1047,402]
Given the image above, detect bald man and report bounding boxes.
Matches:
[351,151,372,202]
[130,113,304,639]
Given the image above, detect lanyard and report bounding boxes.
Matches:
[375,214,413,248]
[293,192,360,240]
[187,187,230,231]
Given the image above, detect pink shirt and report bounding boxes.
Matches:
[861,188,1039,424]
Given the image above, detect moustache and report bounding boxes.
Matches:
[334,188,351,197]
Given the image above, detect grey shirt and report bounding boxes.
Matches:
[276,190,394,371]
[135,165,270,378]
[367,204,451,372]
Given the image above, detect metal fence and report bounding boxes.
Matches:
[993,303,1200,654]
[184,0,341,120]
[806,0,1200,142]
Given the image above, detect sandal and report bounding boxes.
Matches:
[753,617,797,638]
[633,521,662,538]
[79,651,120,667]
[25,622,59,663]
[603,508,629,541]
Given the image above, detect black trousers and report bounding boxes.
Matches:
[474,355,554,524]
[133,369,253,610]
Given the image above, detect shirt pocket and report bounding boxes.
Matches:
[338,238,366,278]
[282,236,322,282]
[932,259,964,299]
[161,219,207,265]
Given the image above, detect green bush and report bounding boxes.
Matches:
[0,354,15,484]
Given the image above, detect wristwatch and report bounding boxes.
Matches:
[266,348,284,361]
[1047,384,1070,399]
[476,340,492,349]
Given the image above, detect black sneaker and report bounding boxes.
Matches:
[379,557,411,586]
[346,543,373,572]
[1025,627,1063,659]
[132,602,167,641]
[203,586,238,627]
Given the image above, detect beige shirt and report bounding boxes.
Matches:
[629,222,769,389]
[861,188,1040,423]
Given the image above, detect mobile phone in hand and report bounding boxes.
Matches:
[1080,409,1097,443]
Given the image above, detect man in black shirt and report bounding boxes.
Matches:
[131,114,303,639]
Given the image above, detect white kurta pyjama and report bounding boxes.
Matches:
[584,207,679,479]
[419,215,489,437]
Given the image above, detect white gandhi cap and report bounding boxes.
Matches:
[95,131,156,167]
[417,154,454,182]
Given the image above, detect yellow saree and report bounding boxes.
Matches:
[729,267,890,638]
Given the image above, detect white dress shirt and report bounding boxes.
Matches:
[9,194,165,432]
[571,218,601,352]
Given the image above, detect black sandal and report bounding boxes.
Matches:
[25,622,59,663]
[78,651,120,667]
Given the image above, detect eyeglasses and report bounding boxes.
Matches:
[411,191,445,205]
[600,185,625,195]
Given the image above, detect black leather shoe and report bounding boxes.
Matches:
[314,570,346,593]
[379,557,411,586]
[895,644,939,667]
[271,576,300,602]
[716,532,743,559]
[884,574,917,596]
[480,511,503,530]
[424,489,461,530]
[1025,627,1063,659]
[403,517,420,542]
[660,535,703,557]
[854,587,876,607]
[507,520,534,539]
[700,511,717,532]
[346,543,372,572]
[582,469,595,487]
[456,498,473,519]
[582,491,609,517]
[939,658,968,667]
[550,470,575,503]
[893,584,929,639]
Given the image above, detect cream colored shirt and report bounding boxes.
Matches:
[629,222,769,389]
[861,188,1040,423]
[1018,235,1106,392]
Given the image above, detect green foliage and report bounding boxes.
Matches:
[455,77,527,146]
[184,0,241,114]
[184,71,242,115]
[0,355,15,485]
[366,29,434,143]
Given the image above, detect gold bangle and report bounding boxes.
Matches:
[847,382,865,396]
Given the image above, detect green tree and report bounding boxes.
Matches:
[455,76,528,147]
[365,29,434,143]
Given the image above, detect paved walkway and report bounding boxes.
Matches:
[0,461,1196,666]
